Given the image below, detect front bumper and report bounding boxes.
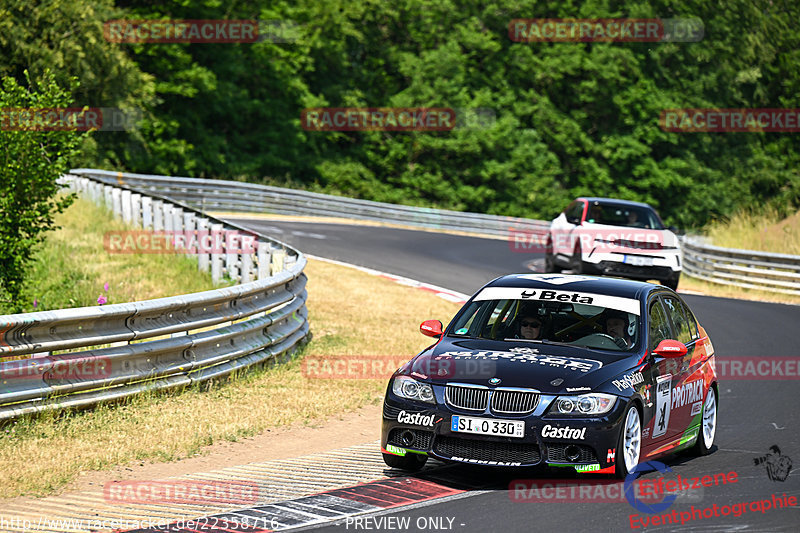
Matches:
[579,248,681,280]
[381,392,627,471]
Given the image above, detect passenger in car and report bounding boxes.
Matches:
[587,204,603,223]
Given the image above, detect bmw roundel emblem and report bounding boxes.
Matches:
[489,377,501,385]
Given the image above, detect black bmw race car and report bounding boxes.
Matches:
[381,274,718,479]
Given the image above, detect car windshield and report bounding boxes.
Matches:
[449,294,641,352]
[586,203,664,230]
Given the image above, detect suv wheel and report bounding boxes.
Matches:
[571,244,584,274]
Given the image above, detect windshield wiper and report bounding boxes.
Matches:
[502,338,572,347]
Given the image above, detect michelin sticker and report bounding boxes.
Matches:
[653,374,672,438]
[437,349,602,372]
[473,287,640,315]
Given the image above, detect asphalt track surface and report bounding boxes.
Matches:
[236,218,800,533]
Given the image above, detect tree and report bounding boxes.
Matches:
[0,71,85,310]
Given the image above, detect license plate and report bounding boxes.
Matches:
[451,416,525,438]
[623,255,654,267]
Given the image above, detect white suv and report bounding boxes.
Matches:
[546,197,682,289]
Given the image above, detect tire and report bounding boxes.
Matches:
[382,451,428,471]
[544,236,561,273]
[571,244,584,274]
[691,386,717,456]
[662,274,680,291]
[615,402,642,479]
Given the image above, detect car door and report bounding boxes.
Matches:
[659,295,704,437]
[551,200,585,259]
[646,294,694,443]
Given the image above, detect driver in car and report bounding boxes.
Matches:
[604,310,633,349]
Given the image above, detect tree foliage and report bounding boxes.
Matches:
[1,0,799,232]
[0,71,85,309]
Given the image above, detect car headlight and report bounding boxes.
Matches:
[550,393,617,416]
[392,376,435,404]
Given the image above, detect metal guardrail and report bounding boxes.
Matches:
[682,236,800,296]
[70,169,551,236]
[0,175,310,421]
[69,168,800,297]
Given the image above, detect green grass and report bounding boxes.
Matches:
[1,197,233,315]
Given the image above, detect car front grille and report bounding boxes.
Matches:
[434,436,541,465]
[445,385,490,411]
[615,239,664,250]
[445,384,539,414]
[491,389,539,414]
[546,444,597,464]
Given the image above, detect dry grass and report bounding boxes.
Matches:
[705,207,800,256]
[0,259,460,498]
[681,207,800,305]
[679,275,800,305]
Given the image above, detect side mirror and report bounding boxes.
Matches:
[653,339,687,358]
[566,216,579,225]
[420,319,443,338]
[668,225,684,235]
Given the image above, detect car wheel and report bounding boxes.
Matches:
[691,386,717,456]
[662,274,680,291]
[571,244,584,274]
[382,451,428,471]
[544,236,561,273]
[615,403,642,479]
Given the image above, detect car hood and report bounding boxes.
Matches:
[579,224,679,248]
[402,338,642,394]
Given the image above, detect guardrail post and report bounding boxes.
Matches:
[153,200,164,232]
[103,185,113,210]
[111,188,122,220]
[271,247,285,274]
[197,218,210,272]
[163,204,174,233]
[121,190,132,223]
[183,212,196,258]
[211,223,224,284]
[257,242,270,279]
[226,230,239,282]
[172,207,183,253]
[131,193,142,227]
[241,252,253,284]
[141,197,153,229]
[89,180,99,203]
